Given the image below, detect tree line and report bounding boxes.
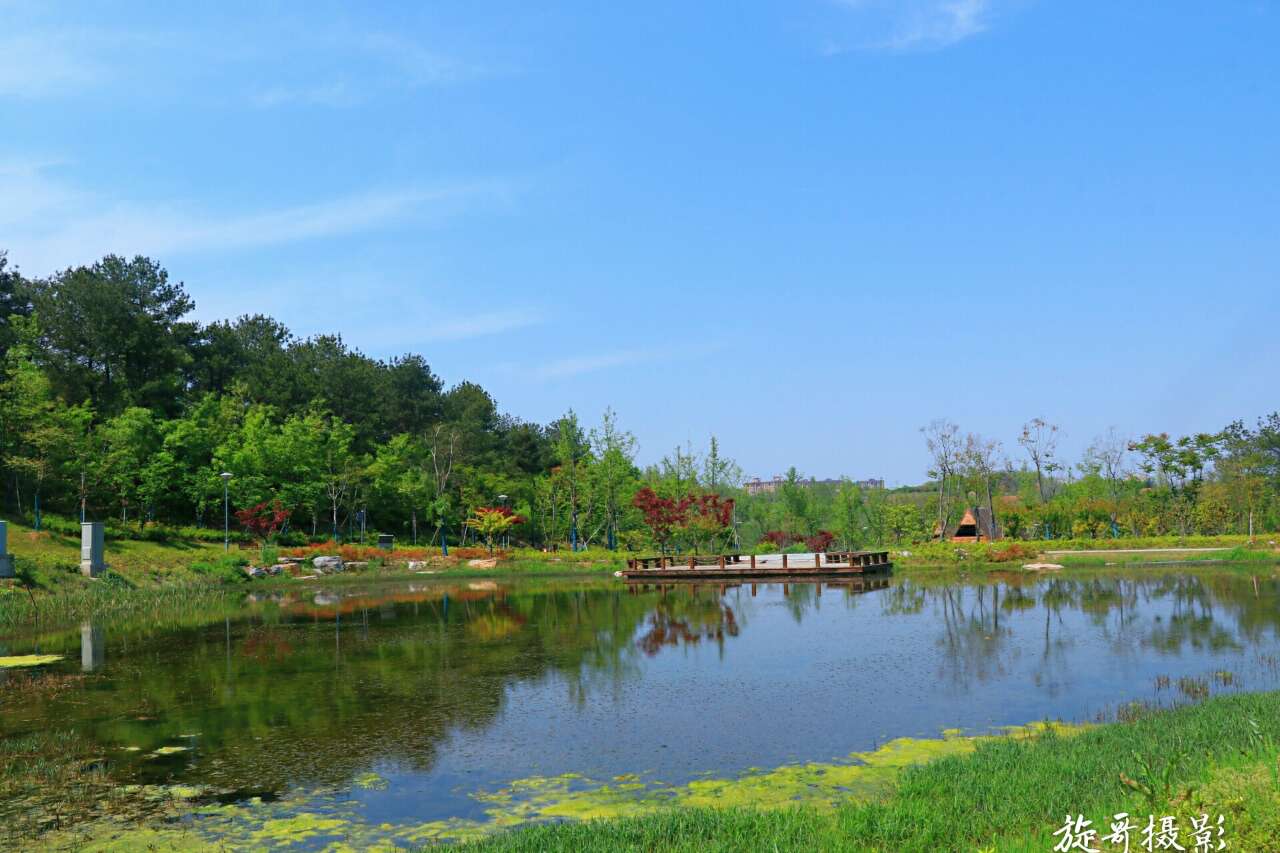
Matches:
[0,251,740,550]
[915,415,1280,543]
[2,250,1276,552]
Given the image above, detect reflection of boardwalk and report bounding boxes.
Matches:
[623,550,892,580]
[626,577,892,596]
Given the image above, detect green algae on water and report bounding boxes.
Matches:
[29,721,1088,850]
[352,771,389,790]
[0,654,63,669]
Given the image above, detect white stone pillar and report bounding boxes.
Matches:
[81,522,106,577]
[0,520,12,578]
[81,622,105,672]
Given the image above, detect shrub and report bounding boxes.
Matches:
[189,555,249,584]
[987,542,1036,563]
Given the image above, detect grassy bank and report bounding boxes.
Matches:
[4,522,1276,633]
[458,691,1280,852]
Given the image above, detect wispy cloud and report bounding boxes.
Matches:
[0,15,493,106]
[828,0,994,53]
[0,31,110,98]
[0,160,511,274]
[532,348,661,381]
[419,312,542,343]
[246,32,492,109]
[184,269,543,349]
[526,341,728,382]
[358,32,487,87]
[249,80,361,109]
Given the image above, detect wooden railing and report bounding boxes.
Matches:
[625,551,891,571]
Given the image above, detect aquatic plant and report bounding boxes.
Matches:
[458,691,1280,852]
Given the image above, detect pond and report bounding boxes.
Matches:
[3,570,1280,848]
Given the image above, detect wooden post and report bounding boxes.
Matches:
[718,555,726,569]
[688,556,696,570]
[782,553,788,569]
[814,553,821,568]
[750,554,756,569]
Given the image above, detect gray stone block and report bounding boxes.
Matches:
[81,522,106,577]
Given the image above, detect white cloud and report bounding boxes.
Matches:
[0,160,510,274]
[246,33,491,108]
[419,312,542,343]
[248,80,361,109]
[0,32,108,98]
[358,32,484,87]
[532,348,661,381]
[831,0,993,53]
[0,16,491,107]
[525,341,728,381]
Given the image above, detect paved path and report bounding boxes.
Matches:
[1044,546,1232,556]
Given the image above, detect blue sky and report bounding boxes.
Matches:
[2,1,1278,484]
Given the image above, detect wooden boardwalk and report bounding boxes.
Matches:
[622,550,892,580]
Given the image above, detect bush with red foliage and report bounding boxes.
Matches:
[761,530,794,548]
[632,487,691,551]
[805,530,836,553]
[689,493,734,528]
[987,542,1035,563]
[475,505,527,525]
[236,500,290,543]
[682,492,735,552]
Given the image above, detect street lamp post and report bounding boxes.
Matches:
[221,472,233,551]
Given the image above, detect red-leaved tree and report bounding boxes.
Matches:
[236,499,290,543]
[761,530,793,548]
[805,530,836,553]
[632,487,691,553]
[684,493,735,553]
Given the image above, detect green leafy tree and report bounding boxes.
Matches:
[368,434,431,544]
[589,408,638,550]
[832,480,865,550]
[30,255,196,416]
[552,410,591,550]
[98,407,164,527]
[1,319,91,528]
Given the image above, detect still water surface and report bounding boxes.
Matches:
[4,571,1280,845]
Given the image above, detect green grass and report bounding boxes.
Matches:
[458,692,1280,852]
[892,535,1278,572]
[3,521,1275,634]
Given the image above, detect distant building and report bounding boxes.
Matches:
[744,475,885,496]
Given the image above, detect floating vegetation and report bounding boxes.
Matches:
[26,722,1088,849]
[0,654,63,669]
[352,771,388,790]
[468,722,1087,827]
[1116,700,1156,724]
[1212,669,1237,687]
[1177,676,1210,701]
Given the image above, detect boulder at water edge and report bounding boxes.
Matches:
[313,556,345,573]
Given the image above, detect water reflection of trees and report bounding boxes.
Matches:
[636,595,739,657]
[2,583,668,795]
[6,572,1277,800]
[883,573,1280,694]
